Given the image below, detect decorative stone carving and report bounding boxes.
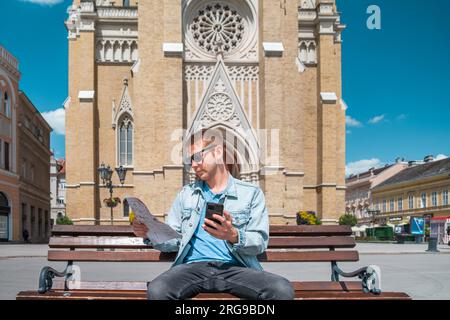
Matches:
[65,1,138,50]
[298,40,317,65]
[185,63,258,81]
[185,64,214,81]
[190,3,244,55]
[298,0,345,68]
[112,79,133,129]
[96,40,138,63]
[300,0,316,9]
[183,0,258,63]
[201,80,241,127]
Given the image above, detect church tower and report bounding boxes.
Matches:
[65,0,346,225]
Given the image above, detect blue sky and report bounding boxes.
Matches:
[0,0,449,174]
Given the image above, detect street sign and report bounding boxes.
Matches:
[410,217,425,235]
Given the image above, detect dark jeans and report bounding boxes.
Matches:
[147,261,295,300]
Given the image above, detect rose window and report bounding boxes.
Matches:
[206,93,235,121]
[190,3,245,54]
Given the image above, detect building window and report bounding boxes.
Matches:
[59,182,65,190]
[123,0,130,6]
[30,164,35,182]
[25,116,30,129]
[30,206,35,236]
[0,139,2,168]
[390,198,395,212]
[21,203,27,232]
[432,192,438,207]
[118,115,133,166]
[398,197,403,211]
[123,200,130,218]
[38,208,42,237]
[383,199,387,213]
[4,92,11,118]
[21,159,27,178]
[44,210,49,237]
[444,190,449,206]
[421,193,427,208]
[409,194,414,209]
[4,141,9,171]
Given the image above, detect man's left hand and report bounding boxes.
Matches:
[203,211,238,244]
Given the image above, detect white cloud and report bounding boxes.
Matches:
[397,114,408,120]
[42,108,65,135]
[368,114,386,124]
[346,158,383,177]
[20,0,63,6]
[436,154,449,161]
[346,115,363,128]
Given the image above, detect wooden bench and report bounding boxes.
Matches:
[17,224,411,300]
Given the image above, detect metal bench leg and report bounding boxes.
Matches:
[331,262,382,295]
[38,261,73,294]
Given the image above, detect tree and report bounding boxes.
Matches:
[339,214,357,227]
[56,215,74,225]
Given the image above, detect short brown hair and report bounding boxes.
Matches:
[186,128,240,173]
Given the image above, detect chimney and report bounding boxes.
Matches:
[424,155,434,163]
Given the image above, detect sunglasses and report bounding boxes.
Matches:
[184,144,217,167]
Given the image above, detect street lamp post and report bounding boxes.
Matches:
[367,209,381,228]
[97,163,127,225]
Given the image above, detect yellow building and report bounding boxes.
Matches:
[369,157,450,226]
[65,0,347,225]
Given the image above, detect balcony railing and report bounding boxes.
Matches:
[0,45,19,71]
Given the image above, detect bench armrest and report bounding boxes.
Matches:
[332,262,382,295]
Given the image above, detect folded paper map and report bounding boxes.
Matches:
[124,197,182,245]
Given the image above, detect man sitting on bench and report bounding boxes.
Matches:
[133,128,294,300]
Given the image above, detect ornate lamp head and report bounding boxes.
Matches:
[115,166,127,185]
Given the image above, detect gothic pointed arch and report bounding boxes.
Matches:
[184,56,260,183]
[112,78,133,129]
[113,79,134,167]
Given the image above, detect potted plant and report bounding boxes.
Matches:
[103,197,121,208]
[296,211,321,225]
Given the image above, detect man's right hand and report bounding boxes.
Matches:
[132,220,149,238]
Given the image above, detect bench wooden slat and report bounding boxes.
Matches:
[51,280,366,292]
[16,290,411,300]
[52,225,353,237]
[47,250,359,262]
[49,236,355,249]
[269,225,352,236]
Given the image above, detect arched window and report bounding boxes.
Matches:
[123,0,130,6]
[118,115,133,166]
[4,92,11,118]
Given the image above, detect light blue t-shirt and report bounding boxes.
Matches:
[183,179,243,266]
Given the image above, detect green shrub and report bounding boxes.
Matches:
[339,214,358,227]
[56,215,74,225]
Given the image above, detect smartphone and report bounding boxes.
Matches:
[205,202,224,226]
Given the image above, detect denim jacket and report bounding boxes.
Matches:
[147,175,269,271]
